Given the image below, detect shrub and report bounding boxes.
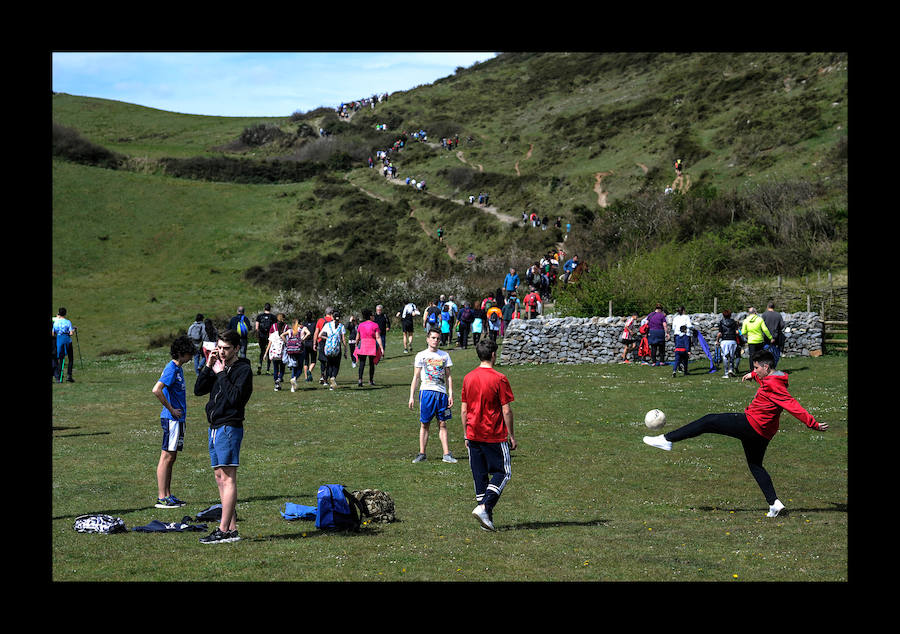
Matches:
[52,122,124,169]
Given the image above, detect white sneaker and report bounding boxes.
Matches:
[767,499,785,517]
[472,504,494,531]
[290,378,297,392]
[442,453,458,463]
[643,435,672,451]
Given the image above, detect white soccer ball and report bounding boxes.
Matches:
[644,409,666,430]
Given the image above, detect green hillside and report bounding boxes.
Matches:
[52,52,848,358]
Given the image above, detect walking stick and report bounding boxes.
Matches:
[59,357,65,383]
[75,329,84,370]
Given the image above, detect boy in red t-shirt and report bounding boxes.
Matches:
[643,349,828,517]
[461,339,517,531]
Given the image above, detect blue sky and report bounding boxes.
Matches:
[51,52,498,117]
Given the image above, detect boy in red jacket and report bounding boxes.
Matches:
[643,349,828,517]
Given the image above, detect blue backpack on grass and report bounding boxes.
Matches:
[315,484,365,531]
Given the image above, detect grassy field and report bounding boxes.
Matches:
[51,333,847,582]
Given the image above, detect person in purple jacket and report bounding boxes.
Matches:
[645,303,670,366]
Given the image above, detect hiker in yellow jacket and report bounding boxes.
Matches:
[741,307,772,360]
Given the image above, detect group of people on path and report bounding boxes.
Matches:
[617,301,789,378]
[188,304,395,392]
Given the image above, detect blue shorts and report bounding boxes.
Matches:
[160,418,185,452]
[208,425,244,468]
[419,390,451,425]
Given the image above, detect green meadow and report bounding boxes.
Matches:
[51,338,847,582]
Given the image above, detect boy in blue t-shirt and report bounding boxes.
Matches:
[52,307,76,382]
[151,336,196,508]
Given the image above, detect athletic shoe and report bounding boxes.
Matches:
[412,453,426,463]
[290,378,297,392]
[358,379,363,387]
[672,370,676,377]
[329,377,338,390]
[767,499,785,518]
[442,453,458,463]
[199,528,239,544]
[472,504,495,531]
[155,497,181,509]
[167,495,186,507]
[643,435,672,451]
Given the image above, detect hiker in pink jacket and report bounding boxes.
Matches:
[354,308,385,387]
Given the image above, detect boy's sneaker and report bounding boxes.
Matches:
[643,435,672,451]
[199,528,239,544]
[472,504,495,531]
[767,499,785,518]
[155,495,186,508]
[442,453,458,463]
[412,453,426,463]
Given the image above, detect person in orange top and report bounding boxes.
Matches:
[643,349,828,517]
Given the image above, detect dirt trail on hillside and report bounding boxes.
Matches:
[594,171,613,207]
[514,144,534,176]
[456,150,483,172]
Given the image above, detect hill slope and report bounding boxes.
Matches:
[51,52,848,357]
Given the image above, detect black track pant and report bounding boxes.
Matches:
[664,413,777,505]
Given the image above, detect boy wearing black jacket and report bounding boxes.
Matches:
[194,329,253,544]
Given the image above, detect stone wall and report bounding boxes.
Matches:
[498,312,823,365]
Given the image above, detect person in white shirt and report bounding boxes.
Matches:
[409,329,457,464]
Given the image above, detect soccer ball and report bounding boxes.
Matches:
[644,409,666,430]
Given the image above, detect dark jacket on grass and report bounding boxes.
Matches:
[194,357,253,429]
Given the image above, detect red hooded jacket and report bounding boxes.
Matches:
[744,370,821,440]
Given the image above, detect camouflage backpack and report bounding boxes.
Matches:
[350,489,396,524]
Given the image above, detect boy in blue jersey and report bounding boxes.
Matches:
[151,336,196,508]
[409,329,457,463]
[52,307,76,382]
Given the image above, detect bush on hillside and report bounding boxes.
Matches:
[52,122,124,169]
[159,156,325,184]
[240,123,289,147]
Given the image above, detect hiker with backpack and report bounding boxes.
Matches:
[486,303,502,342]
[456,301,475,349]
[284,318,308,392]
[188,314,207,375]
[321,312,348,390]
[313,308,335,385]
[523,287,542,320]
[194,329,254,544]
[151,335,195,509]
[255,303,278,375]
[228,307,252,359]
[423,299,442,334]
[265,313,288,391]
